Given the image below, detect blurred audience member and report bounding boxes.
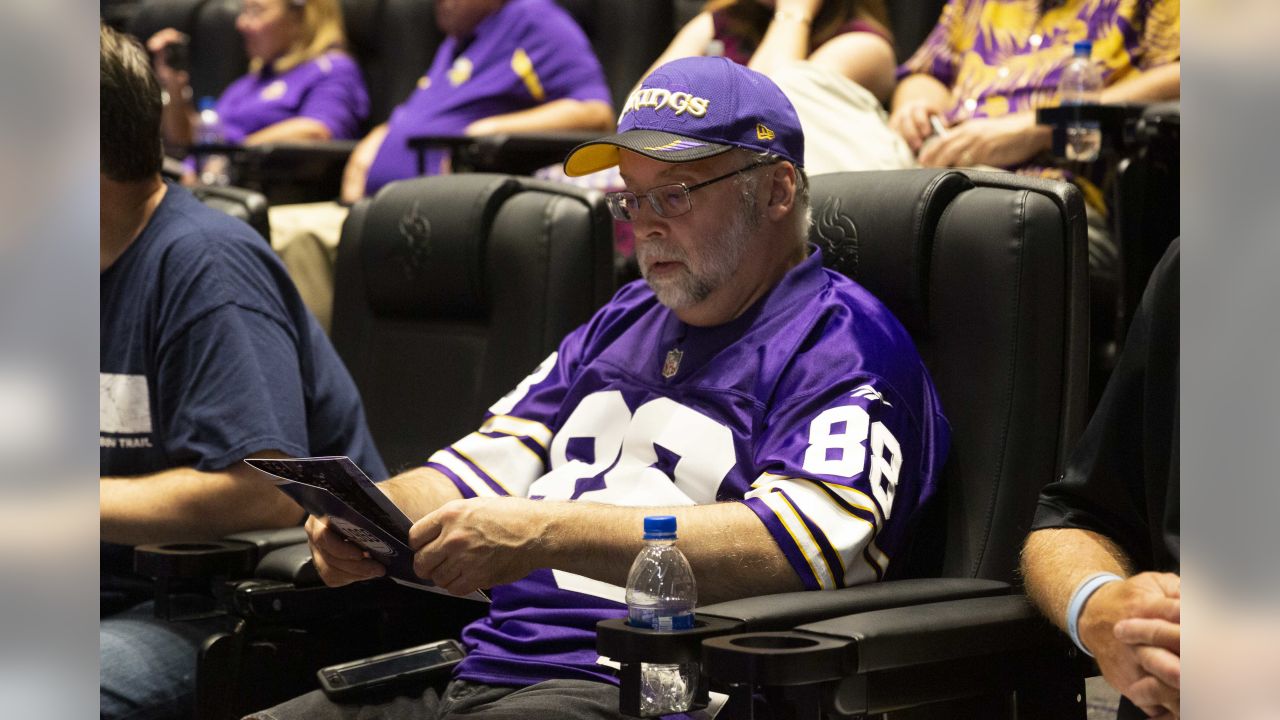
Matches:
[342,0,613,202]
[891,0,1179,359]
[1023,239,1181,720]
[891,0,1179,176]
[99,24,385,720]
[271,0,613,329]
[148,0,369,169]
[639,0,913,175]
[653,0,895,100]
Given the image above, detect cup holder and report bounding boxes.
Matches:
[727,634,822,651]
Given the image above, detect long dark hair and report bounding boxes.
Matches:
[704,0,891,52]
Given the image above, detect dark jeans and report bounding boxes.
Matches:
[246,678,635,720]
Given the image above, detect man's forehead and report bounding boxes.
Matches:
[618,151,729,186]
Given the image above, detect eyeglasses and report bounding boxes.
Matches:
[605,159,781,222]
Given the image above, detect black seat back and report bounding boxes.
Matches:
[127,0,248,102]
[331,174,616,473]
[553,0,675,111]
[810,169,1090,583]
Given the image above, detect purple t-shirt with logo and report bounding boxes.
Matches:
[214,50,369,143]
[363,0,610,195]
[425,248,950,688]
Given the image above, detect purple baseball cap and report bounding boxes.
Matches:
[563,56,804,176]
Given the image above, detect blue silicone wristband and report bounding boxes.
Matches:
[1066,572,1123,656]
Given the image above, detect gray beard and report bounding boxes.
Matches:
[640,197,757,311]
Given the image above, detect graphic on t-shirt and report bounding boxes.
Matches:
[100,373,153,449]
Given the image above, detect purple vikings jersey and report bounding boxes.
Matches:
[363,0,611,195]
[426,248,950,688]
[214,51,369,143]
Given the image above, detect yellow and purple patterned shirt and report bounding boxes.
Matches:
[901,0,1180,123]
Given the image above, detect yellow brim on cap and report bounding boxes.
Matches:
[563,142,621,177]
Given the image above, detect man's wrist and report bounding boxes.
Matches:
[1067,572,1123,656]
[774,8,812,25]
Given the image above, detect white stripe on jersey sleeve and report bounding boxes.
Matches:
[749,475,886,584]
[449,431,547,497]
[480,414,553,450]
[755,489,839,590]
[816,480,891,574]
[427,449,503,497]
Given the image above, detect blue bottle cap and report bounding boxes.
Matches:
[198,96,217,112]
[643,515,677,539]
[1073,41,1093,57]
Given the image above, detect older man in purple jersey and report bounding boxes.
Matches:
[251,57,950,720]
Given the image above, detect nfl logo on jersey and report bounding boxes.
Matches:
[662,348,683,379]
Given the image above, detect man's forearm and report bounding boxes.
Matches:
[465,99,614,136]
[1102,62,1180,104]
[101,461,304,545]
[378,466,464,521]
[1021,527,1133,632]
[538,500,803,605]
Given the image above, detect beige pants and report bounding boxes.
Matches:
[268,201,350,332]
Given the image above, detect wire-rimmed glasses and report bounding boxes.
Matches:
[604,158,781,222]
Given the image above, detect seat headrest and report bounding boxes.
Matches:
[359,174,523,319]
[809,170,972,337]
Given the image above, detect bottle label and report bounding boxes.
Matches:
[628,609,695,631]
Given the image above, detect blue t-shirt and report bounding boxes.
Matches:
[363,0,611,194]
[425,248,950,687]
[100,183,386,581]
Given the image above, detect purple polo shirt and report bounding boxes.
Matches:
[424,248,950,688]
[214,50,369,143]
[363,0,610,195]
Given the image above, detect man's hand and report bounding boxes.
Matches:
[888,99,947,154]
[340,124,389,205]
[304,514,386,587]
[407,497,548,596]
[1081,572,1181,718]
[916,113,1051,169]
[146,28,190,92]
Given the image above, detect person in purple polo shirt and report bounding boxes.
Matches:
[340,0,613,203]
[250,56,949,720]
[148,0,368,154]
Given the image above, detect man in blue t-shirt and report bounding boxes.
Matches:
[98,25,385,720]
[253,57,950,720]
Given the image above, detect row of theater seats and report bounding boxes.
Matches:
[140,167,1094,719]
[109,0,948,131]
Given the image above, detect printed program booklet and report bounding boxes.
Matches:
[246,456,488,602]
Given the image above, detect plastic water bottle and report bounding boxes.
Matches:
[625,515,697,716]
[195,96,231,186]
[1058,40,1103,162]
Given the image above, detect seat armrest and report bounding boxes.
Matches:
[596,579,1009,718]
[407,131,601,175]
[225,526,309,556]
[794,594,1059,673]
[595,578,1007,666]
[697,577,1010,630]
[254,542,320,585]
[190,141,358,204]
[700,596,1082,717]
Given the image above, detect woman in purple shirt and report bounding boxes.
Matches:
[646,0,896,103]
[147,0,369,155]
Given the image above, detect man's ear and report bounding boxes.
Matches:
[765,162,796,222]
